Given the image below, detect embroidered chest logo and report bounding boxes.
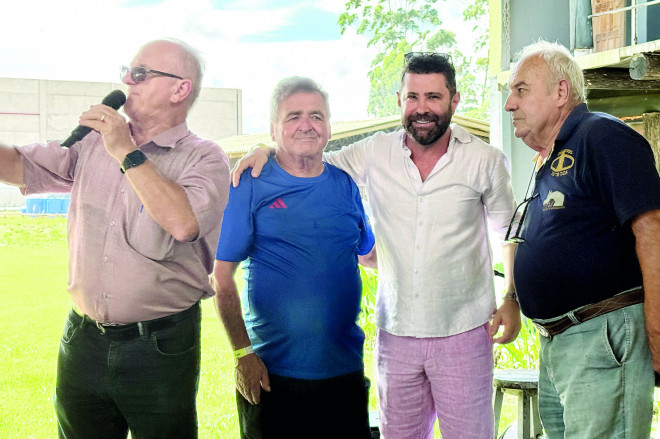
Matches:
[551,149,575,177]
[543,190,565,210]
[269,198,288,209]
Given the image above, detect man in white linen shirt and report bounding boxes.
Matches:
[232,52,520,439]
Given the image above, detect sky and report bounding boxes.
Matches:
[0,0,471,135]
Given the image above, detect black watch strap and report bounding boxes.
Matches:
[121,150,147,174]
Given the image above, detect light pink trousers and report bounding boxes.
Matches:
[375,324,494,439]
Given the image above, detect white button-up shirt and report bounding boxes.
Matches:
[324,126,517,337]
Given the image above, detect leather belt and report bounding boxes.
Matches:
[72,302,199,340]
[532,287,644,338]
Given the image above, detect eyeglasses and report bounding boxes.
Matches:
[120,65,183,83]
[504,161,540,243]
[404,52,452,62]
[504,193,539,243]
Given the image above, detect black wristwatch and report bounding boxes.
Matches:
[121,150,147,174]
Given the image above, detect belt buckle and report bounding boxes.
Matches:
[95,320,107,334]
[533,321,550,338]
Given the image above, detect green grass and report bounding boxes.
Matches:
[10,213,621,438]
[0,214,380,438]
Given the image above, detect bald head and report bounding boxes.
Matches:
[139,39,205,109]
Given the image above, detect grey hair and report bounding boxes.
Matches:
[514,40,586,104]
[270,76,330,122]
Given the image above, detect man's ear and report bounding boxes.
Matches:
[396,91,402,108]
[557,79,570,107]
[451,91,461,113]
[171,79,193,104]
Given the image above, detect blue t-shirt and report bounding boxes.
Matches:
[514,104,660,319]
[216,157,375,379]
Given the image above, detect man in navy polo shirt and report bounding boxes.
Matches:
[505,40,660,438]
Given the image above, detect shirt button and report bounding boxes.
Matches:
[110,221,115,226]
[120,188,125,193]
[418,220,423,226]
[102,293,108,298]
[416,244,421,249]
[103,256,109,262]
[419,197,424,202]
[414,269,419,274]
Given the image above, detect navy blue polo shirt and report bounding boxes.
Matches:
[514,104,660,319]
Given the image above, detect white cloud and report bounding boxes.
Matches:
[0,0,376,134]
[206,29,376,133]
[2,0,484,135]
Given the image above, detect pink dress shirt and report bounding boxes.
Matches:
[18,123,229,324]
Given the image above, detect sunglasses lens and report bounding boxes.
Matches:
[131,67,147,82]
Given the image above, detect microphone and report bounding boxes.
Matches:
[60,90,127,148]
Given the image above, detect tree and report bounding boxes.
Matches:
[460,0,490,119]
[339,0,490,120]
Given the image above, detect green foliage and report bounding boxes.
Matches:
[358,266,379,343]
[366,41,411,117]
[339,0,444,49]
[459,0,490,120]
[495,317,541,370]
[339,0,456,117]
[339,0,491,120]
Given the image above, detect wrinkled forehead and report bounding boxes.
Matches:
[278,92,329,117]
[508,57,546,90]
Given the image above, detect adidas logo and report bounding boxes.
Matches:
[269,198,288,209]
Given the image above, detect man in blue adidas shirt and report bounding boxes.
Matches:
[211,76,376,439]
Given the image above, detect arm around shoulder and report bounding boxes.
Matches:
[230,143,274,187]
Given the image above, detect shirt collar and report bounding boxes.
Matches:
[130,122,191,149]
[556,103,588,143]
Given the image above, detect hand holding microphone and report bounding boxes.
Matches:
[60,90,126,147]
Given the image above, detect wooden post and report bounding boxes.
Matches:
[630,54,660,81]
[643,112,660,175]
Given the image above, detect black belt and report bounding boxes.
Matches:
[72,302,199,340]
[532,287,644,338]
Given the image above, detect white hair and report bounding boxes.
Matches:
[514,40,586,104]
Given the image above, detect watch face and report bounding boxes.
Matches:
[122,150,147,173]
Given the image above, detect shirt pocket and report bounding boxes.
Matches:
[125,207,175,261]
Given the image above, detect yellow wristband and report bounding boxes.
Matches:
[233,345,254,359]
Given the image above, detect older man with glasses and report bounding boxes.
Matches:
[506,40,660,439]
[232,52,520,439]
[0,39,229,438]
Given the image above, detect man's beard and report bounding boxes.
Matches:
[403,111,452,146]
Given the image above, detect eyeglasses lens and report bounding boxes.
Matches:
[120,66,147,82]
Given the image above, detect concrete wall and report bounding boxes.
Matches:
[0,77,241,208]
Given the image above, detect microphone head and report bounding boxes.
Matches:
[102,90,127,110]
